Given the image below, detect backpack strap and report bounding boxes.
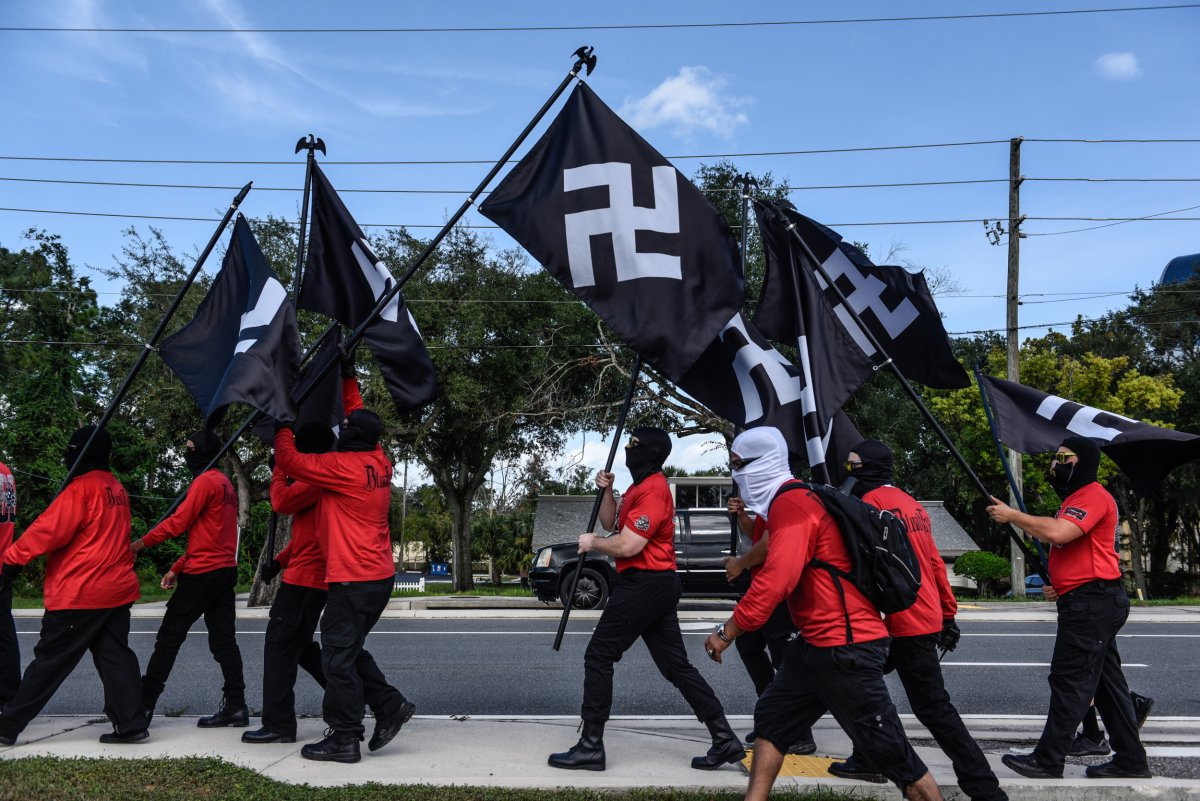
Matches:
[772,481,855,645]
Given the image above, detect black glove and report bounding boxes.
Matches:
[0,562,23,595]
[938,617,961,653]
[260,559,282,582]
[339,346,356,379]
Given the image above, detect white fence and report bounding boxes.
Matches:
[393,576,426,593]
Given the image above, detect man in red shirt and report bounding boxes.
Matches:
[132,430,246,728]
[829,440,1005,801]
[989,436,1150,780]
[274,399,414,764]
[549,427,742,772]
[0,456,19,705]
[0,426,148,745]
[704,427,941,801]
[723,496,815,755]
[241,422,336,745]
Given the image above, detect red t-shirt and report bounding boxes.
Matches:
[733,482,888,647]
[274,428,395,583]
[0,461,15,558]
[1050,482,1121,595]
[748,515,768,581]
[143,469,239,575]
[615,472,676,573]
[270,467,328,590]
[5,470,139,610]
[864,486,956,637]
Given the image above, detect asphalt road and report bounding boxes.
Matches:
[14,617,1200,718]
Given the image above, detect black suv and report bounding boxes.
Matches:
[529,508,754,609]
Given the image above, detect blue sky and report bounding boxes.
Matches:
[3,1,1199,489]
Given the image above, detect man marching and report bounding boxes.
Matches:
[549,427,743,772]
[133,430,246,727]
[0,427,148,745]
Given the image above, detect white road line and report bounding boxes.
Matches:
[941,661,1149,667]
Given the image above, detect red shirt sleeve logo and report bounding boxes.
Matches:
[634,515,652,532]
[1060,506,1088,522]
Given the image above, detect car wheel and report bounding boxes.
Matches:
[562,567,609,610]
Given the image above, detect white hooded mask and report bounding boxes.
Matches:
[731,427,794,520]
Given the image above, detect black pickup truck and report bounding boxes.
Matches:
[529,508,754,609]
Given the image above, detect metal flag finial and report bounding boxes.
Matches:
[572,46,597,76]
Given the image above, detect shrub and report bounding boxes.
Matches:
[953,551,1012,596]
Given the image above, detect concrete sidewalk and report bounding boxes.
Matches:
[2,714,1198,799]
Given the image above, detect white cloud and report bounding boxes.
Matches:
[1095,52,1141,80]
[619,66,751,138]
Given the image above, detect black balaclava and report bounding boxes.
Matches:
[1048,435,1101,499]
[625,426,672,485]
[338,409,382,452]
[847,439,894,498]
[295,422,336,455]
[185,429,221,476]
[64,425,112,476]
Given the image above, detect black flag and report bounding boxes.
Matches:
[479,82,743,383]
[780,207,969,390]
[752,200,876,474]
[160,215,300,427]
[980,373,1200,495]
[301,163,438,414]
[676,312,815,472]
[252,327,344,446]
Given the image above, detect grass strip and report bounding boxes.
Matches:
[0,756,855,801]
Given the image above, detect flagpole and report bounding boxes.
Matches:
[729,173,758,556]
[153,48,598,526]
[553,353,641,652]
[973,363,1049,569]
[264,135,325,563]
[777,208,1049,580]
[60,182,253,493]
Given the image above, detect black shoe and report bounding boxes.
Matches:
[368,700,415,752]
[241,727,296,744]
[0,733,16,747]
[1085,759,1152,779]
[301,729,361,763]
[1067,733,1110,757]
[548,721,606,771]
[787,736,818,756]
[691,714,745,770]
[99,728,149,744]
[1002,752,1063,779]
[828,757,887,783]
[1131,692,1155,730]
[197,700,249,728]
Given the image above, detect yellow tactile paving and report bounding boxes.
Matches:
[741,748,845,778]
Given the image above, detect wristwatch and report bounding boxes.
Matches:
[715,623,732,643]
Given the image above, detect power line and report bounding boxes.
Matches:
[1023,137,1200,143]
[1026,202,1200,237]
[0,176,1016,193]
[948,305,1200,335]
[0,141,1012,166]
[3,5,1197,33]
[7,205,1200,229]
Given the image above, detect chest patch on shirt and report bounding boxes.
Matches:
[634,515,652,532]
[1060,506,1087,522]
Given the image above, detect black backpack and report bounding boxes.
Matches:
[772,481,922,642]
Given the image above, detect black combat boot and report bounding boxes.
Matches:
[301,728,361,763]
[548,720,606,771]
[691,714,745,770]
[197,697,249,728]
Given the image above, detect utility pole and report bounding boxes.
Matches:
[1007,137,1026,596]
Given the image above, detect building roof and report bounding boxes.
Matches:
[532,494,981,559]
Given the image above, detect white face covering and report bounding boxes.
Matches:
[731,427,794,519]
